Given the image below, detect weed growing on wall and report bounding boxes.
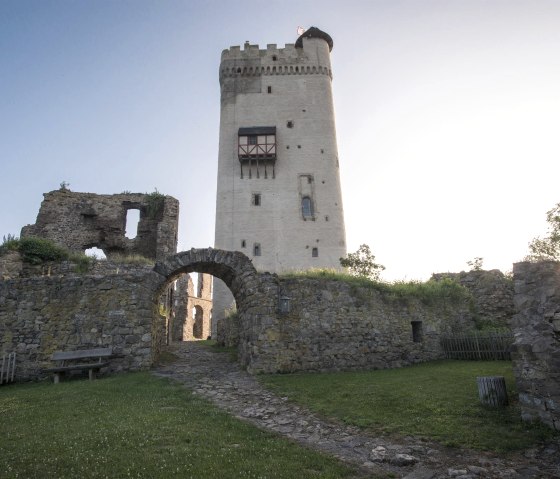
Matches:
[0,234,20,255]
[145,189,165,219]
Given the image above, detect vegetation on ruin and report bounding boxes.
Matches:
[109,253,155,265]
[145,188,166,219]
[339,243,385,280]
[0,235,95,273]
[0,373,355,479]
[528,201,560,260]
[260,360,558,453]
[282,269,472,307]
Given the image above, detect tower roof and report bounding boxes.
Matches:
[295,27,333,52]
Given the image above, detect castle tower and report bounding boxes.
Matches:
[213,27,347,331]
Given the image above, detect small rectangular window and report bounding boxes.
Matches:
[267,86,272,94]
[241,239,246,248]
[287,120,293,128]
[252,193,261,206]
[411,321,423,343]
[253,243,261,256]
[312,247,318,257]
[248,135,257,145]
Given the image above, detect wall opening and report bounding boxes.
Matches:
[85,247,106,259]
[125,209,140,239]
[411,321,423,343]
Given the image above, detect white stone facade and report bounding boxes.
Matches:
[213,28,347,332]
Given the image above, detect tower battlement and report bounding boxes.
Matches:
[220,27,333,83]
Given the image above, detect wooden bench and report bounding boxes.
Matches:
[45,348,113,384]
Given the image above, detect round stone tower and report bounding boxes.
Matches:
[213,27,347,332]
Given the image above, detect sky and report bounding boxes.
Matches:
[1,0,559,280]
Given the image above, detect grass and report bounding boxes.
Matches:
[259,360,558,453]
[0,372,356,479]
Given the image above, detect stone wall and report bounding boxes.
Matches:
[0,266,161,381]
[21,189,179,261]
[432,270,514,329]
[220,276,477,373]
[511,261,560,430]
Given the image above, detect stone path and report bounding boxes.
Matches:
[152,342,560,479]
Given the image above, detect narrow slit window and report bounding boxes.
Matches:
[302,196,314,218]
[241,239,246,248]
[253,243,261,256]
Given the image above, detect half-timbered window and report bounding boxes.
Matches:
[238,127,276,160]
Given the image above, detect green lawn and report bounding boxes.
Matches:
[259,360,557,452]
[0,373,356,479]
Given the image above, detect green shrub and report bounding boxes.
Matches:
[18,237,68,264]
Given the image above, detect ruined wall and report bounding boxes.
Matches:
[0,265,161,381]
[432,269,514,329]
[21,189,179,261]
[511,261,560,431]
[184,273,213,340]
[220,276,477,373]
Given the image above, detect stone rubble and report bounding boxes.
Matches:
[153,342,560,479]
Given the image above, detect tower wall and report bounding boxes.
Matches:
[213,30,347,331]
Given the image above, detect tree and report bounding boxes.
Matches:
[340,244,385,280]
[529,202,560,260]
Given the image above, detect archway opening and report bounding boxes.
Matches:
[152,249,264,357]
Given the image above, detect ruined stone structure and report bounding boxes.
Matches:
[21,189,179,261]
[213,27,347,333]
[184,273,213,340]
[170,273,213,341]
[511,261,560,431]
[432,270,514,329]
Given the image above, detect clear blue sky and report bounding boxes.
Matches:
[1,0,559,280]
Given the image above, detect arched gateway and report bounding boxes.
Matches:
[152,248,279,371]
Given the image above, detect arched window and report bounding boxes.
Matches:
[302,196,314,218]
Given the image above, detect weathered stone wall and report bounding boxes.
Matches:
[511,261,560,430]
[0,267,161,381]
[432,270,514,329]
[21,189,179,261]
[220,276,477,373]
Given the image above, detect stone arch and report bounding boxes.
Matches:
[153,248,259,301]
[152,248,279,372]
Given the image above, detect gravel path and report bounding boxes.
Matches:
[152,341,560,479]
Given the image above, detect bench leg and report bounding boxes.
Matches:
[54,373,60,384]
[89,369,95,381]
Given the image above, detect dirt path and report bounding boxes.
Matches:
[152,342,559,479]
